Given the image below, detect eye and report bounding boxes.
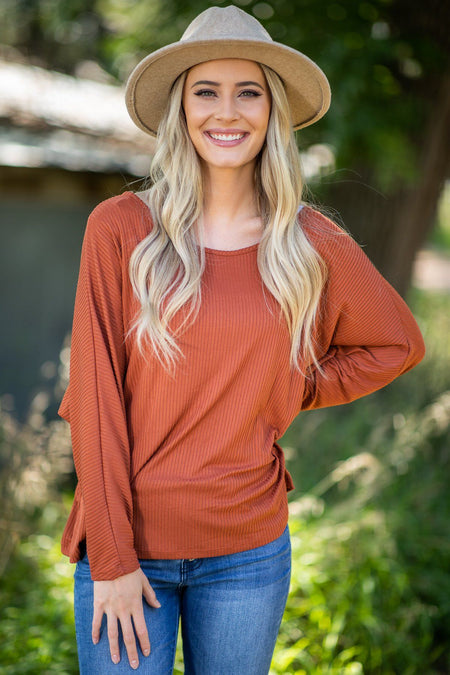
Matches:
[239,89,262,97]
[193,89,217,97]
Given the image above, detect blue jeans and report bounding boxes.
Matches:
[74,526,291,674]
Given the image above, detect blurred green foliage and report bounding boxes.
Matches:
[0,516,77,674]
[0,289,449,673]
[431,187,450,252]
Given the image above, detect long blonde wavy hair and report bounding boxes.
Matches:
[129,63,327,372]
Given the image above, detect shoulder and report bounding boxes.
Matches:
[298,204,348,244]
[85,191,153,250]
[298,204,367,270]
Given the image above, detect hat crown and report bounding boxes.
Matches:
[181,6,273,43]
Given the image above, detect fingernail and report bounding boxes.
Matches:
[92,637,98,645]
[143,648,150,657]
[112,654,120,664]
[131,659,138,669]
[155,600,161,608]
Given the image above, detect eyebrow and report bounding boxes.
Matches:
[191,80,265,90]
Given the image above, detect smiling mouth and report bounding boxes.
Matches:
[205,131,248,146]
[209,132,245,141]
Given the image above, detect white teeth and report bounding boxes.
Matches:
[209,133,245,141]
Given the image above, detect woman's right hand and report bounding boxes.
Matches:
[92,568,161,670]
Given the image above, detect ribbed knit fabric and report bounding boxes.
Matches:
[59,192,425,580]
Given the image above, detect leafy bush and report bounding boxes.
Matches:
[0,392,72,574]
[271,391,450,674]
[0,377,75,672]
[0,512,77,674]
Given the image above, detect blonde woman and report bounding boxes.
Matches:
[59,6,425,674]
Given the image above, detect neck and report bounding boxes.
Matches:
[201,163,258,227]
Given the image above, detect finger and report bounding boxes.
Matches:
[107,614,121,665]
[121,615,140,670]
[132,606,151,658]
[142,578,161,609]
[92,604,103,645]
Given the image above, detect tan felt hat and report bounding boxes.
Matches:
[125,5,331,137]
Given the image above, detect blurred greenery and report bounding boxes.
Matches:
[0,516,77,674]
[0,288,449,673]
[431,187,450,253]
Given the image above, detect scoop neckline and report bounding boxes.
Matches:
[203,242,259,256]
[127,191,260,256]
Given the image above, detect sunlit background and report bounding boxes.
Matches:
[0,1,449,672]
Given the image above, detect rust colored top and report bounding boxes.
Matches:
[59,192,425,580]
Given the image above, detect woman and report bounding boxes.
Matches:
[59,6,425,674]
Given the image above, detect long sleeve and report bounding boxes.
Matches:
[59,203,139,580]
[301,213,425,410]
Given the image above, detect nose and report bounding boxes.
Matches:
[214,93,240,122]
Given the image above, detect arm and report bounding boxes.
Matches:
[60,202,160,668]
[301,215,425,410]
[60,203,138,580]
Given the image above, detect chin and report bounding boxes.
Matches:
[201,152,259,171]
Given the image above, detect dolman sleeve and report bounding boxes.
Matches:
[59,202,140,581]
[301,212,425,410]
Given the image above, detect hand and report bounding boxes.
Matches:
[92,568,161,669]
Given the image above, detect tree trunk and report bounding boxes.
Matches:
[321,75,450,297]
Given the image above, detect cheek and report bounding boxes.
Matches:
[251,101,271,133]
[263,103,272,129]
[182,97,198,127]
[185,107,207,139]
[253,114,270,141]
[184,109,207,155]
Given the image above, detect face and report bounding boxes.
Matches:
[182,59,271,173]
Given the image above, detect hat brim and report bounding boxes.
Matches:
[126,39,331,137]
